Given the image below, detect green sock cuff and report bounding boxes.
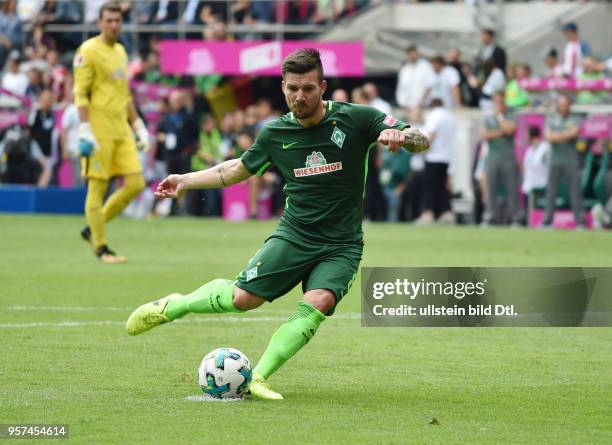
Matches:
[188,279,243,314]
[166,296,189,321]
[289,301,326,324]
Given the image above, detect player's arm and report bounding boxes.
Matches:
[155,158,252,199]
[377,127,430,154]
[128,100,151,152]
[73,47,98,156]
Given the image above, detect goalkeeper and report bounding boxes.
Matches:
[126,49,429,399]
[74,1,150,263]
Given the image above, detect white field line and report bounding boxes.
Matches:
[0,314,361,329]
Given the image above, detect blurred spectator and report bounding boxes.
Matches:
[480,92,520,226]
[521,126,549,195]
[447,47,478,108]
[312,0,346,25]
[27,88,57,184]
[477,28,506,74]
[0,124,47,185]
[134,0,156,24]
[2,50,27,96]
[156,90,199,214]
[504,63,530,109]
[24,66,41,99]
[37,0,82,25]
[479,58,506,113]
[351,87,367,105]
[46,49,68,100]
[188,113,222,216]
[363,82,391,114]
[576,57,605,105]
[395,45,435,111]
[417,98,456,225]
[17,0,44,25]
[543,47,563,78]
[331,88,348,102]
[256,98,276,129]
[85,0,106,23]
[153,0,179,25]
[428,56,461,111]
[542,94,585,229]
[60,95,83,187]
[561,22,591,78]
[0,0,24,67]
[380,147,410,222]
[403,107,426,221]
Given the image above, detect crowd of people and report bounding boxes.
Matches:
[0,0,611,228]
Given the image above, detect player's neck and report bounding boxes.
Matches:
[296,101,326,128]
[99,34,117,46]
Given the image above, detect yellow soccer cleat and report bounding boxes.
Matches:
[248,373,284,400]
[125,294,179,335]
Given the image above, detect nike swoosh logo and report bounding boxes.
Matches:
[282,142,298,149]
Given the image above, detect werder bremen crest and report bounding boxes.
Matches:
[331,127,346,148]
[305,151,327,167]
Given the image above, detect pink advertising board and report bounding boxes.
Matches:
[159,40,364,77]
[519,78,612,91]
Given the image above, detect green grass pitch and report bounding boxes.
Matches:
[1,214,611,444]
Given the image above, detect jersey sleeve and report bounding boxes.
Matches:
[240,127,273,176]
[73,44,94,108]
[359,105,409,143]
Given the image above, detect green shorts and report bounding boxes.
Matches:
[235,234,363,312]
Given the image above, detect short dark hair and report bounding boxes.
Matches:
[406,44,418,53]
[528,126,541,139]
[99,1,122,19]
[482,28,495,38]
[430,55,445,66]
[281,48,324,81]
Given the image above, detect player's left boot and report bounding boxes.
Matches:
[248,373,284,400]
[80,226,92,243]
[126,294,179,335]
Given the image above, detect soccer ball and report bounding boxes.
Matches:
[198,348,252,399]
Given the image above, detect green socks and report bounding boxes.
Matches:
[166,282,326,379]
[166,279,242,320]
[253,302,326,379]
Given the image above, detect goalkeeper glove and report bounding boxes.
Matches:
[133,118,151,152]
[78,122,98,157]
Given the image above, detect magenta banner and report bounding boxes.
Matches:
[519,78,612,91]
[159,40,364,77]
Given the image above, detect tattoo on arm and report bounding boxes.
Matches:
[401,129,430,153]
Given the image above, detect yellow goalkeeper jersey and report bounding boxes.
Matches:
[73,36,132,138]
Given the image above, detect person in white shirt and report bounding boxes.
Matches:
[395,45,435,111]
[60,102,84,186]
[543,47,564,78]
[479,58,506,113]
[561,22,591,78]
[428,56,461,111]
[416,98,456,224]
[522,126,549,195]
[363,82,391,114]
[1,50,27,96]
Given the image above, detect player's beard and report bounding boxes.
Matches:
[291,99,319,119]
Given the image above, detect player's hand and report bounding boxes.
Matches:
[133,118,151,152]
[377,128,405,153]
[155,174,186,199]
[402,128,430,153]
[78,122,98,157]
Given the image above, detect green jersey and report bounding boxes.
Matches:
[484,111,515,163]
[545,112,581,165]
[241,101,408,244]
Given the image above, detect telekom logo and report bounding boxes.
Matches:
[239,42,282,74]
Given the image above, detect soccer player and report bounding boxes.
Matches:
[74,1,150,263]
[126,49,429,399]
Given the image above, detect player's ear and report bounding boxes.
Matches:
[281,80,286,94]
[320,80,327,97]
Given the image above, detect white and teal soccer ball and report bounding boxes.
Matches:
[198,348,252,399]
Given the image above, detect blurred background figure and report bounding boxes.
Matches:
[561,22,591,78]
[396,45,435,112]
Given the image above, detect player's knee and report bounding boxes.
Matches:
[232,286,266,311]
[303,289,335,315]
[126,175,146,195]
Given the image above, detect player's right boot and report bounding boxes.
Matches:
[248,373,284,400]
[126,294,179,335]
[96,245,127,264]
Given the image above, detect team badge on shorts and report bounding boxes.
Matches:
[331,127,346,148]
[246,266,258,282]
